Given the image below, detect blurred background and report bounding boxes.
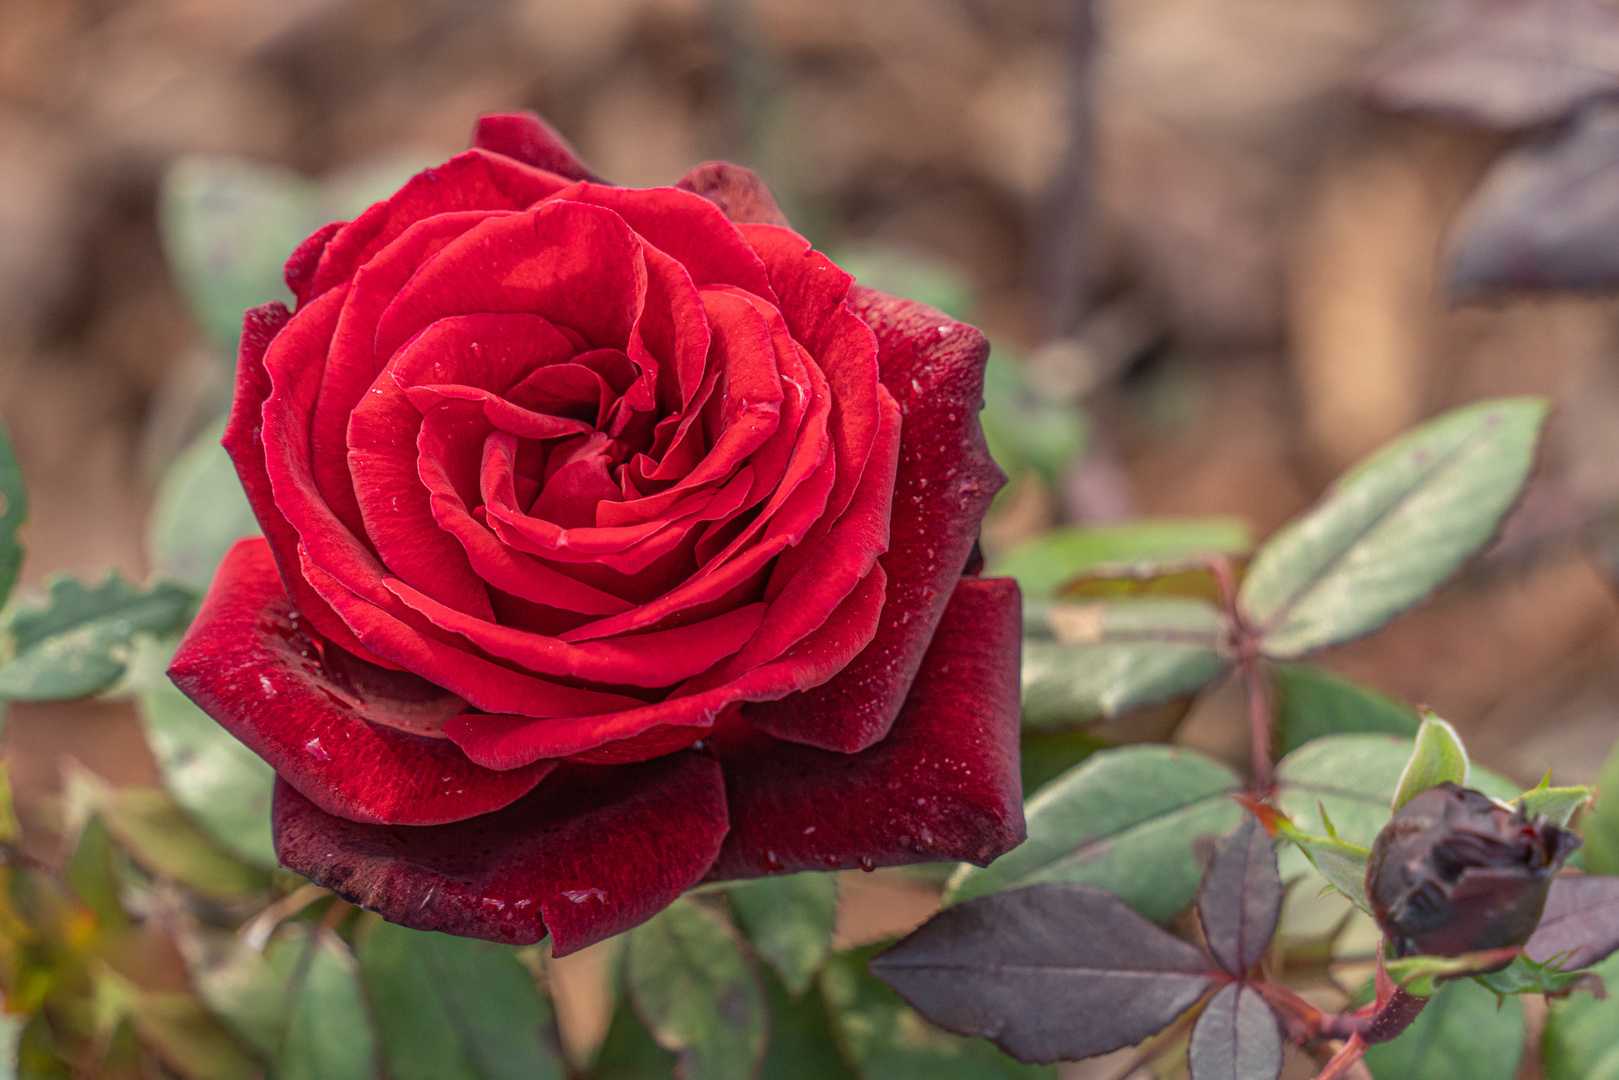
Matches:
[1,0,1618,1072]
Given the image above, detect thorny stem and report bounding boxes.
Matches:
[1205,554,1273,792]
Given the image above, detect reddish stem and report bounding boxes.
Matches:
[1205,555,1272,792]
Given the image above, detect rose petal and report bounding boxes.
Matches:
[285,220,343,307]
[171,538,553,826]
[304,150,571,304]
[373,200,649,362]
[676,162,790,227]
[384,571,768,689]
[735,273,1003,752]
[271,750,728,954]
[471,111,601,182]
[313,210,498,536]
[444,563,887,768]
[706,575,1025,878]
[562,183,776,298]
[225,301,395,667]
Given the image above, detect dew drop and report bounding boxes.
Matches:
[823,855,842,868]
[858,856,875,872]
[563,887,607,904]
[761,850,784,873]
[304,738,330,762]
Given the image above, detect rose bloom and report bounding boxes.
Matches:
[170,112,1025,954]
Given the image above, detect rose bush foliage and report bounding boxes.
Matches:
[169,112,1025,954]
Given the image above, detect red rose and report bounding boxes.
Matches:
[170,112,1025,954]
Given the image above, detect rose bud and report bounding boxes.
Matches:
[168,111,1027,955]
[1366,782,1580,958]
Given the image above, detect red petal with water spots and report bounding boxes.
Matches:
[706,575,1025,879]
[271,750,728,954]
[169,539,553,826]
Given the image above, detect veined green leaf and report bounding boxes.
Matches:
[1274,819,1371,914]
[991,519,1250,598]
[626,897,767,1080]
[1273,662,1417,754]
[148,422,260,592]
[357,920,563,1080]
[1021,598,1230,729]
[267,926,376,1080]
[1276,734,1517,849]
[1361,978,1523,1080]
[728,873,838,997]
[946,745,1242,922]
[1241,398,1547,658]
[0,573,193,700]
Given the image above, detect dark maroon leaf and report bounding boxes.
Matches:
[868,883,1219,1064]
[1525,874,1619,970]
[1197,816,1282,977]
[1364,0,1619,131]
[1448,105,1619,296]
[1187,982,1282,1080]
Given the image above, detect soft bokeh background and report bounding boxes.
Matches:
[1,0,1616,1074]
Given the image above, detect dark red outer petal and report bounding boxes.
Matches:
[471,111,601,183]
[675,162,791,227]
[271,750,729,955]
[223,302,394,668]
[170,538,554,826]
[704,575,1025,880]
[285,221,344,308]
[742,284,1005,752]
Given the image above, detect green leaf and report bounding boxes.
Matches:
[1018,729,1108,796]
[173,925,289,1057]
[819,946,1053,1079]
[592,992,678,1080]
[267,926,376,1080]
[1518,780,1593,828]
[1273,820,1371,914]
[148,422,260,592]
[1275,734,1517,850]
[991,519,1251,598]
[159,156,314,352]
[1584,736,1619,875]
[1392,711,1471,811]
[1241,398,1547,658]
[1473,954,1603,999]
[946,745,1242,922]
[1361,978,1523,1080]
[159,153,446,355]
[137,674,276,868]
[1273,662,1418,755]
[66,816,131,931]
[131,992,260,1080]
[1385,950,1530,997]
[0,422,28,611]
[1021,598,1230,729]
[357,920,563,1080]
[0,574,193,701]
[625,897,767,1080]
[1543,951,1619,1080]
[728,873,839,997]
[759,968,859,1080]
[93,784,271,899]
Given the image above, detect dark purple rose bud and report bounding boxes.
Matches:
[1366,782,1581,958]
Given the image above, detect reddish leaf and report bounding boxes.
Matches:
[1524,874,1619,970]
[869,883,1219,1064]
[1187,982,1282,1080]
[1364,0,1619,131]
[1197,816,1282,977]
[1448,106,1619,295]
